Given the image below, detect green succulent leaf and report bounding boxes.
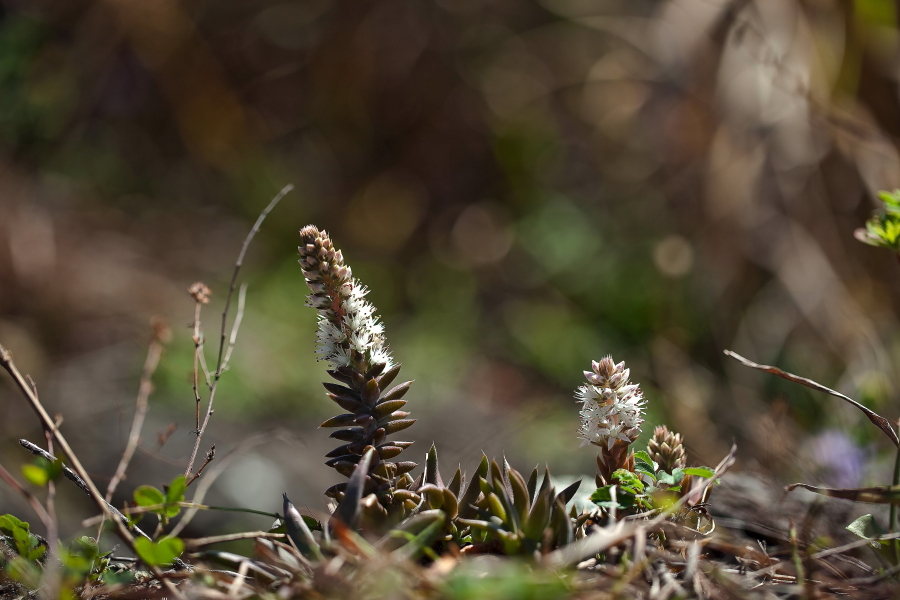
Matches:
[333,447,375,529]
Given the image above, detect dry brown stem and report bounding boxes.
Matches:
[184,183,292,481]
[105,319,169,502]
[0,342,186,599]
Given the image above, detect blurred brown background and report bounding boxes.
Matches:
[1,0,900,541]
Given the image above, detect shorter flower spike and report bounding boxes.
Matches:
[576,356,645,450]
[648,425,686,473]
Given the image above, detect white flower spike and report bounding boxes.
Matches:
[298,225,394,371]
[576,356,645,450]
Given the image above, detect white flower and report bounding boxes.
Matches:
[576,356,645,450]
[299,226,394,371]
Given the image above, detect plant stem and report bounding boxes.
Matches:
[891,422,900,565]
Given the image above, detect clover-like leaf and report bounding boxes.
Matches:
[134,536,184,567]
[134,485,165,508]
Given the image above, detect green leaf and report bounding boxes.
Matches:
[612,469,644,493]
[634,462,657,482]
[846,514,887,541]
[25,544,45,561]
[134,537,184,567]
[0,514,29,536]
[134,485,165,508]
[682,467,715,479]
[6,557,41,588]
[166,476,187,505]
[633,451,657,471]
[21,464,49,487]
[590,485,630,510]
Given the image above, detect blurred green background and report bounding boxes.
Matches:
[1,0,900,541]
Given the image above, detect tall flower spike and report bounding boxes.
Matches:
[298,225,393,371]
[298,226,417,516]
[576,356,646,485]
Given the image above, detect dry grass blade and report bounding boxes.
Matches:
[724,350,899,447]
[812,531,900,560]
[184,531,285,550]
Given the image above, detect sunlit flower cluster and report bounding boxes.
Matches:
[576,356,645,450]
[298,225,393,370]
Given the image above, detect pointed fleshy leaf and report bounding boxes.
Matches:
[319,414,357,428]
[458,455,489,519]
[327,369,353,385]
[485,492,507,524]
[350,370,366,390]
[448,468,462,497]
[377,411,410,427]
[333,463,358,478]
[442,489,459,519]
[391,511,446,561]
[538,466,551,495]
[372,428,386,445]
[508,468,530,518]
[552,497,573,548]
[419,484,444,509]
[527,466,539,503]
[365,362,386,379]
[332,448,375,529]
[523,487,553,540]
[362,378,381,406]
[395,461,418,475]
[556,479,582,506]
[326,443,365,458]
[377,363,402,390]
[424,443,443,487]
[283,493,322,559]
[377,445,404,460]
[378,509,445,553]
[323,382,361,400]
[383,419,416,434]
[326,393,368,414]
[381,381,413,401]
[329,428,366,442]
[325,455,361,468]
[373,399,407,419]
[324,482,347,498]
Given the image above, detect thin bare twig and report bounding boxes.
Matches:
[724,350,900,447]
[186,446,216,487]
[0,345,186,599]
[172,430,296,537]
[105,320,168,501]
[184,184,293,480]
[220,283,248,372]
